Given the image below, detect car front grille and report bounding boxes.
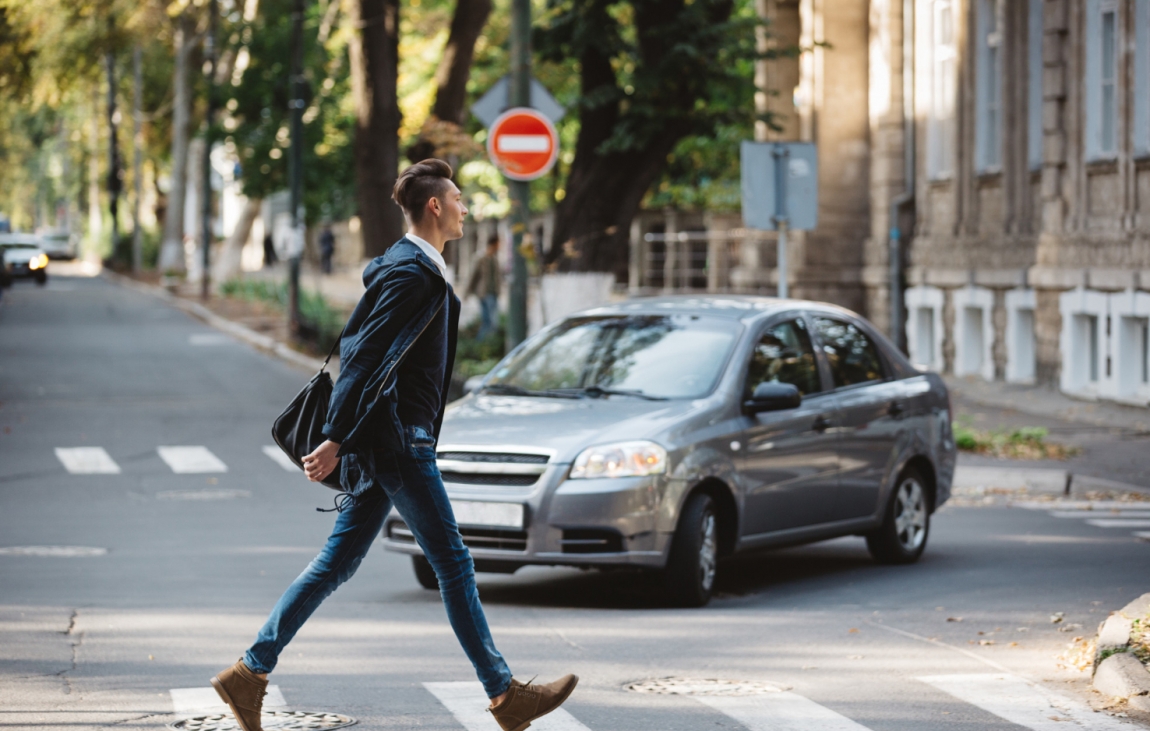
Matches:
[388,520,528,552]
[435,448,552,489]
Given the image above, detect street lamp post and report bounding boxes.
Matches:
[288,0,306,337]
[506,0,531,348]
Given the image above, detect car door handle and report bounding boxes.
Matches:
[812,415,832,433]
[888,401,905,418]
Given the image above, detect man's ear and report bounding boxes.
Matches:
[427,196,442,219]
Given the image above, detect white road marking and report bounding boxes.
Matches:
[188,333,231,346]
[157,446,228,474]
[0,546,107,556]
[495,135,551,153]
[263,445,302,472]
[1050,511,1150,519]
[1086,519,1150,529]
[918,673,1136,730]
[170,685,287,716]
[1136,532,1150,541]
[55,447,121,474]
[156,489,250,501]
[1010,501,1146,511]
[692,692,873,731]
[424,681,590,731]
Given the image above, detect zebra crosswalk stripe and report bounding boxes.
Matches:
[157,446,228,474]
[1086,519,1150,529]
[169,685,287,716]
[263,445,302,472]
[918,673,1137,730]
[693,692,873,731]
[423,681,592,731]
[55,447,121,474]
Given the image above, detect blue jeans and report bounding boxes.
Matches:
[477,294,498,340]
[244,425,512,698]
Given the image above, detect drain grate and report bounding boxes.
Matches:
[170,711,355,730]
[625,677,790,696]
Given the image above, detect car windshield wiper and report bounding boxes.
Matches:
[545,386,668,401]
[480,383,581,399]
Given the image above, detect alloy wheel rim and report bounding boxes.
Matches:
[699,510,717,592]
[893,478,927,551]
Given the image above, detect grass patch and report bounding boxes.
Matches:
[219,278,345,353]
[953,418,1077,460]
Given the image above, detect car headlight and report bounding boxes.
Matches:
[29,254,48,270]
[569,440,667,479]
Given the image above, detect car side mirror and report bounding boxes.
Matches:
[743,382,802,415]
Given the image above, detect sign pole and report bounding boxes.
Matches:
[507,0,531,347]
[772,144,789,299]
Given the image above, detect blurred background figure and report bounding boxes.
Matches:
[466,234,501,340]
[262,232,278,268]
[319,225,335,274]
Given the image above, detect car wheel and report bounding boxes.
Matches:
[866,466,930,564]
[35,272,47,285]
[663,492,718,607]
[412,555,439,590]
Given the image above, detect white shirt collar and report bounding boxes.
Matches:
[405,232,447,278]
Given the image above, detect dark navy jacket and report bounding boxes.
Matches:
[322,238,460,495]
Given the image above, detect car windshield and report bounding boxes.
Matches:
[486,314,741,399]
[0,242,37,249]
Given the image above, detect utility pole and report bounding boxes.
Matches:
[131,46,143,275]
[288,0,306,337]
[105,17,122,262]
[507,0,531,347]
[771,144,789,299]
[201,0,218,300]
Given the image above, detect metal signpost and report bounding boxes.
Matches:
[740,141,818,299]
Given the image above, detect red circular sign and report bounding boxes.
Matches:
[487,108,559,181]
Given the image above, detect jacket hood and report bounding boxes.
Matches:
[362,238,441,289]
[439,394,700,462]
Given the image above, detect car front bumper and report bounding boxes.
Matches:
[381,466,669,569]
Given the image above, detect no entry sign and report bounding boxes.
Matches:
[487,107,559,181]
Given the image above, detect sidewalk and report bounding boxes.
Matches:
[947,376,1150,492]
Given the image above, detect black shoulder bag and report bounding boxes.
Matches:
[271,332,344,490]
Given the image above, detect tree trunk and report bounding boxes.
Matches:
[159,13,193,273]
[212,196,260,284]
[349,0,405,258]
[406,0,492,163]
[433,0,492,124]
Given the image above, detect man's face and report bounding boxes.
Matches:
[430,181,467,241]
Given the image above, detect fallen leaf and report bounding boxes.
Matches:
[848,628,859,633]
[1009,642,1020,647]
[947,617,963,623]
[1051,612,1065,624]
[979,640,995,646]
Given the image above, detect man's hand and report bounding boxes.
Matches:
[303,440,341,482]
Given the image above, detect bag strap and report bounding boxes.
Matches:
[320,326,345,373]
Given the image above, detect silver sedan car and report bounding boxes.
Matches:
[383,296,956,606]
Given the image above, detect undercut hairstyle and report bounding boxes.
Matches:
[392,159,454,223]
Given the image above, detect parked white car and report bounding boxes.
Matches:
[37,230,77,260]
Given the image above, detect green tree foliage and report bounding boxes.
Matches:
[223,0,356,224]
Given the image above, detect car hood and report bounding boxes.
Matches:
[2,248,43,264]
[440,394,700,462]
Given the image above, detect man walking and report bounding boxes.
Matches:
[319,225,335,274]
[210,160,577,731]
[466,234,501,340]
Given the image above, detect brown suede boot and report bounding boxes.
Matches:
[489,675,579,731]
[210,659,268,731]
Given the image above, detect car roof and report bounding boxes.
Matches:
[577,294,862,324]
[0,233,39,245]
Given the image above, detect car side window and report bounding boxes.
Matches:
[813,316,885,388]
[744,319,822,398]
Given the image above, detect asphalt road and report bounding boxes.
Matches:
[2,271,1149,731]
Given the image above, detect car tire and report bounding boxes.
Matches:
[663,492,718,607]
[412,555,439,590]
[865,466,931,565]
[34,272,47,286]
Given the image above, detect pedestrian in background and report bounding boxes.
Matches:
[319,225,335,274]
[262,233,277,267]
[210,159,577,731]
[466,234,501,340]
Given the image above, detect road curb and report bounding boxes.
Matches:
[100,269,326,374]
[1092,592,1150,711]
[952,465,1150,496]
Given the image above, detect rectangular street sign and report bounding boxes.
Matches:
[741,141,818,231]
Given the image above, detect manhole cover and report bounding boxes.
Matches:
[169,711,356,730]
[625,677,790,696]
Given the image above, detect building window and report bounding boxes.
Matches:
[928,0,957,179]
[1134,0,1150,156]
[1086,0,1121,160]
[1028,0,1044,169]
[976,0,1004,172]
